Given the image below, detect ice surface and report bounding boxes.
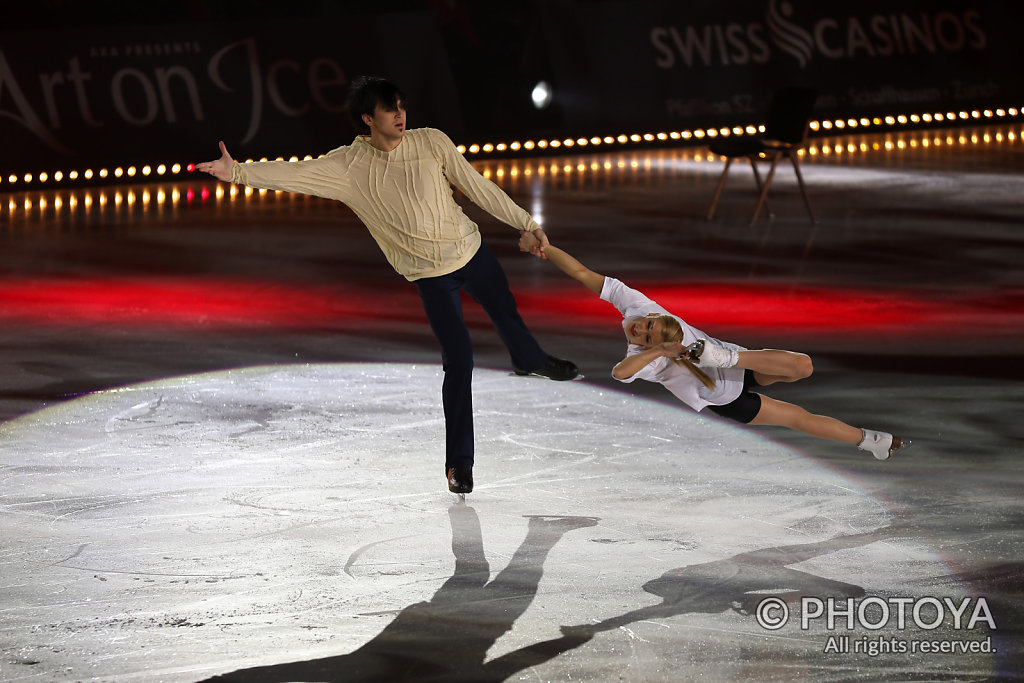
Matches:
[0,364,991,681]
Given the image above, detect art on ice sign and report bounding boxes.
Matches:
[0,13,460,174]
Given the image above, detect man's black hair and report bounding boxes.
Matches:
[347,76,406,133]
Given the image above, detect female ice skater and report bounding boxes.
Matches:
[518,234,909,460]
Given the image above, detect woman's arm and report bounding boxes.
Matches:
[612,341,684,379]
[519,237,605,295]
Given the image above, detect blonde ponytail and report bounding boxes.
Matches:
[671,354,716,390]
[658,315,716,390]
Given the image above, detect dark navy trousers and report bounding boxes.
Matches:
[415,241,547,470]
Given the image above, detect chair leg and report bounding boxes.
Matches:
[788,154,816,223]
[748,157,771,221]
[706,158,734,221]
[750,153,781,226]
[749,157,764,193]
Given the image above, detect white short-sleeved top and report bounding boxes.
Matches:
[600,277,746,412]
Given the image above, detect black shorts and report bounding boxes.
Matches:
[707,369,762,424]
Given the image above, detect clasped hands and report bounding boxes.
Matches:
[518,229,550,258]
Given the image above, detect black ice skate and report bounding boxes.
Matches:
[447,465,474,494]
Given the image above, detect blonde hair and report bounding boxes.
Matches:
[658,316,716,390]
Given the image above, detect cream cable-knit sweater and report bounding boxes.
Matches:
[231,127,540,281]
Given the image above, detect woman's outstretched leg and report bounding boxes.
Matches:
[750,394,862,444]
[750,395,908,459]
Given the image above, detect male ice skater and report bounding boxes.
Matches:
[195,76,578,494]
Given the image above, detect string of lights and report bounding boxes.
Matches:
[2,125,1019,229]
[0,106,1020,198]
[455,108,1022,158]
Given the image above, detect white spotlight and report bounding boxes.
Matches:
[531,81,553,110]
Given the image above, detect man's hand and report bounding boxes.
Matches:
[519,228,549,259]
[194,141,234,182]
[518,230,541,254]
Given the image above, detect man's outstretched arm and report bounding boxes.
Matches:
[194,141,234,181]
[519,234,605,295]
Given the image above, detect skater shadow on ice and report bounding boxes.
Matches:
[564,526,899,639]
[199,504,599,682]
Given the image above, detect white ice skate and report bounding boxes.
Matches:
[858,429,911,460]
[686,339,739,369]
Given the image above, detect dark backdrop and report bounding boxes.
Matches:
[1,0,1020,175]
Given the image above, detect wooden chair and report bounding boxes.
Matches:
[705,86,818,226]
